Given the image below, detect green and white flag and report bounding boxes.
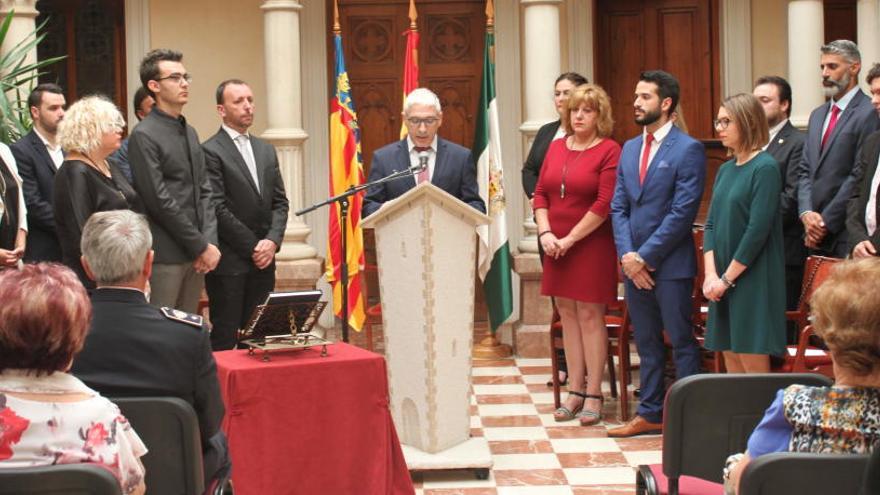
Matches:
[473,23,513,333]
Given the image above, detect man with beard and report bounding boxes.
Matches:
[609,70,705,437]
[798,40,880,258]
[12,83,66,262]
[201,79,289,350]
[753,76,806,342]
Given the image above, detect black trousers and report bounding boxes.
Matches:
[205,269,275,351]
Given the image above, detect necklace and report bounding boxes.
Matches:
[560,136,601,199]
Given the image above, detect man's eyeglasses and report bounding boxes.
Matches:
[155,73,192,85]
[406,117,439,127]
[713,118,732,130]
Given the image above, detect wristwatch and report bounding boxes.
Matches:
[633,253,645,265]
[720,274,736,288]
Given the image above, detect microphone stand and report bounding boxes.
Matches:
[296,162,425,343]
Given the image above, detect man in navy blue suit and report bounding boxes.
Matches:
[609,71,705,437]
[362,88,485,217]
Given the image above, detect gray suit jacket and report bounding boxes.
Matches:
[202,129,289,275]
[766,120,807,266]
[846,130,880,253]
[797,89,880,256]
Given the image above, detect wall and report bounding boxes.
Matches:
[751,0,788,81]
[148,0,268,138]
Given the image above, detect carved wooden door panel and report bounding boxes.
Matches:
[330,0,485,176]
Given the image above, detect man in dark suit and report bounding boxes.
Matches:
[753,76,807,337]
[609,70,705,437]
[798,40,880,258]
[129,49,220,313]
[847,64,880,259]
[71,209,230,488]
[202,79,289,350]
[11,83,66,262]
[109,86,155,183]
[363,87,485,217]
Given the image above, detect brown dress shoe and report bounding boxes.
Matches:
[606,415,662,437]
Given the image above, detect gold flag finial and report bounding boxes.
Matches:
[333,0,341,34]
[408,0,418,30]
[486,0,495,30]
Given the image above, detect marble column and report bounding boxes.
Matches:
[0,0,38,66]
[787,0,824,128]
[261,0,321,290]
[513,0,562,357]
[858,0,880,93]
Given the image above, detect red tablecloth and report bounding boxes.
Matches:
[214,343,414,495]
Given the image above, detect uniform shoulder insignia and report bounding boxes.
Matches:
[160,307,204,329]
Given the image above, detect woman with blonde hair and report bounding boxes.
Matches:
[703,93,786,372]
[533,84,620,425]
[54,95,143,288]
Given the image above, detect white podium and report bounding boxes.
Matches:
[362,182,493,476]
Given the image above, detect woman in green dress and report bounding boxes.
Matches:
[703,93,786,373]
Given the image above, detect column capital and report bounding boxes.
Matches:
[261,0,302,13]
[0,0,38,17]
[261,127,309,145]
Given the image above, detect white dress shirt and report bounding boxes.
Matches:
[866,153,880,236]
[222,124,260,193]
[639,120,674,172]
[822,85,860,137]
[407,135,439,182]
[763,119,789,151]
[33,128,63,170]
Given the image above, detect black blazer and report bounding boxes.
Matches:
[847,131,880,253]
[10,129,61,261]
[71,288,227,480]
[522,120,562,198]
[202,129,289,275]
[766,120,807,266]
[362,137,485,217]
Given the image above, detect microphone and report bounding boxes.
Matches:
[417,151,429,172]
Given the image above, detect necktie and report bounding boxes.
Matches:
[639,133,654,185]
[821,105,841,151]
[414,146,430,184]
[235,134,260,193]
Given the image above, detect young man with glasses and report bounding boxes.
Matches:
[128,48,220,314]
[362,87,485,217]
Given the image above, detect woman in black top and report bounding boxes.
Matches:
[0,144,26,268]
[54,95,144,288]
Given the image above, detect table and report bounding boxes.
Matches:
[214,343,414,495]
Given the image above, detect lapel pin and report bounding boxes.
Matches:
[778,138,784,144]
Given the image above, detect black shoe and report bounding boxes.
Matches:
[546,371,569,388]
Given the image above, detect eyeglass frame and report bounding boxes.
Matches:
[154,73,193,85]
[713,118,732,130]
[405,116,440,127]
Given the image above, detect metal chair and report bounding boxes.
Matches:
[0,463,121,494]
[739,452,870,495]
[113,396,206,495]
[635,373,833,495]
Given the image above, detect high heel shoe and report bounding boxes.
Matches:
[553,391,586,422]
[577,394,604,426]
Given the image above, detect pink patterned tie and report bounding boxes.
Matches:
[414,146,430,184]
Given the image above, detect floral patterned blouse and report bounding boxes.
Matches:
[0,369,147,493]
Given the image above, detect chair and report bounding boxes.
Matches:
[112,397,206,495]
[635,372,833,495]
[738,452,870,495]
[861,444,880,495]
[0,463,121,494]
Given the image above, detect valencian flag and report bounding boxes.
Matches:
[326,29,366,331]
[400,0,420,138]
[474,0,513,332]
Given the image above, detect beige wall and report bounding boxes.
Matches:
[751,0,788,81]
[148,0,268,139]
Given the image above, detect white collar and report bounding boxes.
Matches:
[768,118,789,141]
[33,127,59,151]
[222,123,249,142]
[406,135,438,153]
[643,120,674,143]
[831,85,860,112]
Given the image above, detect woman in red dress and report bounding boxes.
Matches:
[534,84,620,425]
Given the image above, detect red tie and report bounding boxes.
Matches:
[821,105,841,151]
[639,133,654,185]
[414,146,430,184]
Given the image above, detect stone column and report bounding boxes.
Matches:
[858,0,880,93]
[513,0,562,357]
[787,0,824,128]
[0,0,37,67]
[261,0,321,290]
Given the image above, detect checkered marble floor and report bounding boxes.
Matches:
[409,357,661,495]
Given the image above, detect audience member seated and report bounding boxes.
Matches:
[724,258,880,494]
[70,209,230,488]
[0,263,146,494]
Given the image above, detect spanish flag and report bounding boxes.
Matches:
[400,0,420,138]
[327,26,366,331]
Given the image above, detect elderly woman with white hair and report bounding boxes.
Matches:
[53,95,144,288]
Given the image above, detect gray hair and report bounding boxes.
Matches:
[81,210,152,286]
[403,88,442,115]
[821,39,861,64]
[57,95,125,154]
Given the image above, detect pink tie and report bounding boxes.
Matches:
[821,105,841,151]
[639,133,654,185]
[415,147,430,184]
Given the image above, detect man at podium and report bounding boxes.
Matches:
[362,88,485,217]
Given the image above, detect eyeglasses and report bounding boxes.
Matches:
[406,117,439,127]
[155,73,192,85]
[713,118,732,130]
